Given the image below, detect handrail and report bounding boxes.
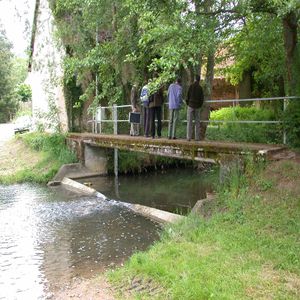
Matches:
[90,96,298,144]
[205,96,298,103]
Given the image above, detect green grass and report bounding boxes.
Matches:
[0,132,78,184]
[108,161,300,299]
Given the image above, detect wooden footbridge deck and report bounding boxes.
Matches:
[67,133,286,165]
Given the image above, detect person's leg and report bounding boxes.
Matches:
[187,106,193,140]
[145,107,151,137]
[168,109,174,138]
[172,109,179,139]
[149,107,155,138]
[143,106,146,135]
[194,108,201,141]
[130,122,134,136]
[156,106,162,137]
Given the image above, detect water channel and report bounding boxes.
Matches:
[0,168,212,299]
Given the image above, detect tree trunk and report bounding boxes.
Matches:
[282,12,298,95]
[200,50,215,140]
[112,3,117,33]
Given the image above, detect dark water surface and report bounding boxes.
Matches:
[78,168,211,214]
[0,184,160,299]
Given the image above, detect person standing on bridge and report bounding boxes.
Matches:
[167,78,182,139]
[130,84,140,136]
[149,87,164,139]
[186,74,204,141]
[140,81,151,137]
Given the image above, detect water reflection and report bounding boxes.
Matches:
[0,184,160,299]
[78,168,210,214]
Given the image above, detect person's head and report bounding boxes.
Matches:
[176,77,182,85]
[195,74,200,82]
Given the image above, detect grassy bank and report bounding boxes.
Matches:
[109,160,300,299]
[0,132,77,184]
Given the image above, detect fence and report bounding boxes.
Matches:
[90,96,299,144]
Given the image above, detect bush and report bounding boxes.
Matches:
[207,106,282,144]
[20,132,77,164]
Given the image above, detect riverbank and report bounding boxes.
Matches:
[108,158,300,299]
[0,133,77,184]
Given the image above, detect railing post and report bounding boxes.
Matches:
[98,106,102,134]
[113,104,118,177]
[283,98,287,144]
[92,111,96,133]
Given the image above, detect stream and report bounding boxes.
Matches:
[0,168,212,299]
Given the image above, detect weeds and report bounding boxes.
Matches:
[1,132,78,184]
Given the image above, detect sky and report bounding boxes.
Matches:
[0,0,35,57]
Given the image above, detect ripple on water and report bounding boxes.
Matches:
[0,183,161,299]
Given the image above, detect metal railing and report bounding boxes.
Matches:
[90,96,299,144]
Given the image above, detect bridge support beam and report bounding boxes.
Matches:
[66,138,108,174]
[84,144,108,174]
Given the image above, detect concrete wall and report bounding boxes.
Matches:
[84,144,108,174]
[27,0,68,132]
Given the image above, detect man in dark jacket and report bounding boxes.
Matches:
[186,75,204,141]
[149,87,164,138]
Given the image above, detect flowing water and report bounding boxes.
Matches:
[0,184,160,299]
[77,168,212,214]
[0,168,212,299]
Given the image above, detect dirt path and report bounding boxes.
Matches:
[52,276,116,300]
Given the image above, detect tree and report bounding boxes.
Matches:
[16,83,32,102]
[49,0,300,144]
[0,27,18,122]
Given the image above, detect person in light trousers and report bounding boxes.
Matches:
[167,78,182,139]
[186,75,204,141]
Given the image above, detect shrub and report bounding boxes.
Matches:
[207,106,282,143]
[20,132,77,164]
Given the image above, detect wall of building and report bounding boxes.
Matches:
[27,0,68,132]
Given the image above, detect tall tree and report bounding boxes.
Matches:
[0,28,17,122]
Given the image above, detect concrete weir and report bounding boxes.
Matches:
[59,176,185,224]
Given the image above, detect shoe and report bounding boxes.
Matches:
[173,137,177,140]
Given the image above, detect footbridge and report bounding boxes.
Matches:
[67,133,286,175]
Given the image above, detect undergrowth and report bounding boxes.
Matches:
[1,132,77,184]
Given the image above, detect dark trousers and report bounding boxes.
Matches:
[143,106,150,136]
[149,106,162,138]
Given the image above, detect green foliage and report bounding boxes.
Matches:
[11,57,28,85]
[0,28,17,122]
[50,0,226,110]
[21,132,77,164]
[49,0,300,146]
[15,83,32,102]
[284,98,300,148]
[211,106,276,122]
[207,106,282,143]
[0,132,78,184]
[225,14,285,97]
